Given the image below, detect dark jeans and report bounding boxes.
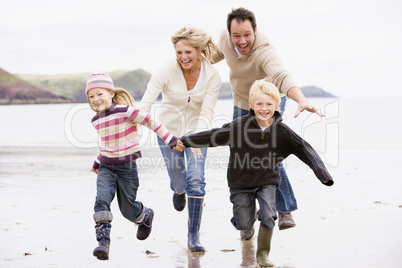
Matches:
[94,161,144,223]
[230,185,277,230]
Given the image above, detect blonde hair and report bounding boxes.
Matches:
[88,87,135,114]
[249,79,281,108]
[171,26,217,61]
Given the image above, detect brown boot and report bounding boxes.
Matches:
[278,212,296,230]
[256,225,274,267]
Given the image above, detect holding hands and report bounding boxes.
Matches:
[173,140,186,152]
[173,140,204,159]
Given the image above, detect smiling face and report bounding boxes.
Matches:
[175,40,201,70]
[230,19,256,55]
[87,87,114,113]
[250,90,278,127]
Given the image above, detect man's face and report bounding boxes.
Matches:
[230,19,256,55]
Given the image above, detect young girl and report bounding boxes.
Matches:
[85,73,178,260]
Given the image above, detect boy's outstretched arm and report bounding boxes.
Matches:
[285,127,334,186]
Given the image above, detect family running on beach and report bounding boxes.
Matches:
[84,7,334,268]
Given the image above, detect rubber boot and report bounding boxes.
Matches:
[256,225,274,267]
[136,207,154,240]
[93,222,111,260]
[187,197,205,252]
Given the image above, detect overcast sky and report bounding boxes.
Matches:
[1,0,401,98]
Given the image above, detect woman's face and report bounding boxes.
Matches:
[87,87,114,113]
[175,40,201,70]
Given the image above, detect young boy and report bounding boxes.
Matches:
[174,79,334,267]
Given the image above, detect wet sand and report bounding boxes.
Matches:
[0,145,401,267]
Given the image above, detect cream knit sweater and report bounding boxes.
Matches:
[212,30,298,110]
[139,58,221,137]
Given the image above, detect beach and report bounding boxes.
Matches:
[1,98,402,267]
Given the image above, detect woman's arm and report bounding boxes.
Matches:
[195,66,221,132]
[138,71,164,113]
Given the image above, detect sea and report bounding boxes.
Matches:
[1,97,401,154]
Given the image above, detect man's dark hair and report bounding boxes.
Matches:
[226,7,257,34]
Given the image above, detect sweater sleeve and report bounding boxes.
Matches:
[195,64,221,132]
[129,106,178,149]
[256,44,298,96]
[283,125,334,186]
[180,122,232,148]
[211,30,226,64]
[138,70,164,113]
[211,49,225,64]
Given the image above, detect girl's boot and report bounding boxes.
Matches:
[93,222,111,260]
[187,197,205,252]
[256,225,274,267]
[136,207,154,240]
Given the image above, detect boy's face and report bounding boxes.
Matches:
[250,91,278,126]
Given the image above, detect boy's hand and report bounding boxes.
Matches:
[173,140,186,152]
[91,168,99,175]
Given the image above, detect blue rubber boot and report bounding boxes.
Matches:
[136,207,154,240]
[93,222,111,260]
[187,197,205,252]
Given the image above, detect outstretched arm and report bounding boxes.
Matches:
[287,86,323,118]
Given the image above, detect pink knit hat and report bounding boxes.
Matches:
[85,73,114,94]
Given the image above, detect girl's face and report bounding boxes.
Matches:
[87,87,114,112]
[175,40,201,70]
[250,91,278,127]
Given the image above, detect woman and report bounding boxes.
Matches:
[139,26,221,252]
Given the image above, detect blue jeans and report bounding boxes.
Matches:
[230,185,277,230]
[232,96,298,213]
[94,161,143,223]
[158,137,207,197]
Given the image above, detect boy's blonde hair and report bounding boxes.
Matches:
[171,26,217,61]
[249,79,281,108]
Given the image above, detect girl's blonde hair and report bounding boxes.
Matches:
[171,26,217,61]
[88,87,135,114]
[249,79,281,108]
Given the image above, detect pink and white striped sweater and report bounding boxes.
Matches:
[91,103,178,169]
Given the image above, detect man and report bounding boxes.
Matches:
[212,7,323,238]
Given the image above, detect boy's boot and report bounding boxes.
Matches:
[93,222,111,260]
[136,207,154,240]
[256,225,274,267]
[187,197,205,252]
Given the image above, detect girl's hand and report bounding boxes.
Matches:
[191,148,203,159]
[90,168,99,175]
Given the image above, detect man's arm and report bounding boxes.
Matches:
[287,86,324,118]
